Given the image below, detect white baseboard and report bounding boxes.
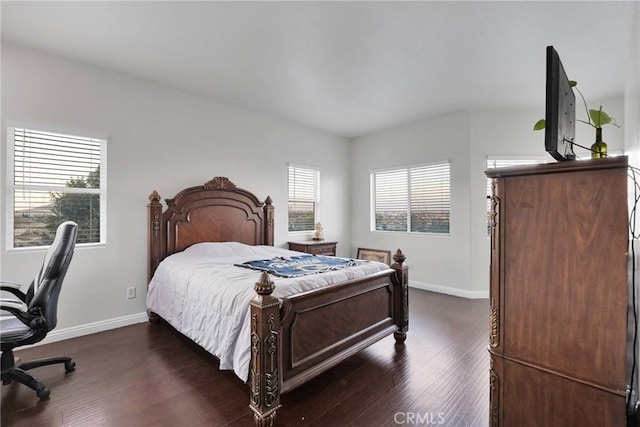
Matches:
[409,280,489,299]
[25,283,485,347]
[34,312,149,346]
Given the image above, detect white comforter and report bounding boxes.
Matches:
[146,242,390,382]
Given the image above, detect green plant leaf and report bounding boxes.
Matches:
[589,109,613,127]
[533,119,546,131]
[569,80,577,87]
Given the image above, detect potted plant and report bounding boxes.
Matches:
[534,81,620,158]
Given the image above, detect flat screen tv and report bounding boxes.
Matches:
[545,46,576,161]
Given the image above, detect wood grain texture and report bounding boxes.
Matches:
[281,273,395,376]
[502,359,625,427]
[487,156,629,426]
[146,177,410,424]
[1,289,489,427]
[503,167,627,391]
[287,241,337,256]
[147,177,273,282]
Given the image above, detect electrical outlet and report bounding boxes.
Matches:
[126,287,136,299]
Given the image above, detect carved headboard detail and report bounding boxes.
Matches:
[147,177,274,282]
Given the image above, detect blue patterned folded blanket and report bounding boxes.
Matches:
[235,255,367,278]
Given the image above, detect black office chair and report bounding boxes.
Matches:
[1,221,78,399]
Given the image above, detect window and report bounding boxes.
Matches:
[485,157,545,235]
[288,165,319,232]
[372,162,450,234]
[7,127,107,249]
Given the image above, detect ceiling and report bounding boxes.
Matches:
[1,1,637,138]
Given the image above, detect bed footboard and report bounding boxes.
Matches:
[249,250,408,426]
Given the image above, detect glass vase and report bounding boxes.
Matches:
[590,127,607,159]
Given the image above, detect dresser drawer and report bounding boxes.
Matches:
[288,241,337,256]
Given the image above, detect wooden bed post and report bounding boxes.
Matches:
[263,196,274,246]
[249,272,282,426]
[391,249,409,344]
[147,191,163,324]
[147,190,163,283]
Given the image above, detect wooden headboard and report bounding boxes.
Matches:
[147,176,274,282]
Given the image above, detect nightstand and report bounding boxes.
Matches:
[288,241,337,256]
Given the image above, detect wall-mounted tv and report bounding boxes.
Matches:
[545,46,576,161]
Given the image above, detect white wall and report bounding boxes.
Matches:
[350,111,476,297]
[625,3,640,165]
[469,107,548,298]
[470,99,625,294]
[351,96,625,298]
[623,2,640,404]
[2,24,636,339]
[1,42,352,337]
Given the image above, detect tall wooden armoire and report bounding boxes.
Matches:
[486,156,630,426]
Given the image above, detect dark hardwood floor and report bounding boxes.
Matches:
[1,289,489,426]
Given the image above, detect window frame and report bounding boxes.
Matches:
[287,164,320,233]
[370,160,451,235]
[6,125,108,251]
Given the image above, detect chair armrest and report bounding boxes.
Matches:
[0,298,27,310]
[0,280,22,287]
[0,300,46,330]
[0,281,27,303]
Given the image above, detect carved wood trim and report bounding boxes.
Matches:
[250,314,260,407]
[203,176,238,191]
[490,182,499,248]
[489,355,499,427]
[249,273,282,426]
[391,249,409,343]
[263,196,274,246]
[488,178,502,351]
[146,177,412,425]
[489,298,499,348]
[147,190,164,283]
[146,177,275,283]
[264,314,279,408]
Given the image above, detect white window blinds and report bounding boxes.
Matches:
[374,169,408,231]
[9,127,107,248]
[288,165,319,232]
[372,162,450,234]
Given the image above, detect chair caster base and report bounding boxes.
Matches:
[36,387,50,399]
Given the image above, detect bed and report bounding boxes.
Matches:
[146,176,409,426]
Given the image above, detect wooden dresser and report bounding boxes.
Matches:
[486,156,629,426]
[288,241,337,256]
